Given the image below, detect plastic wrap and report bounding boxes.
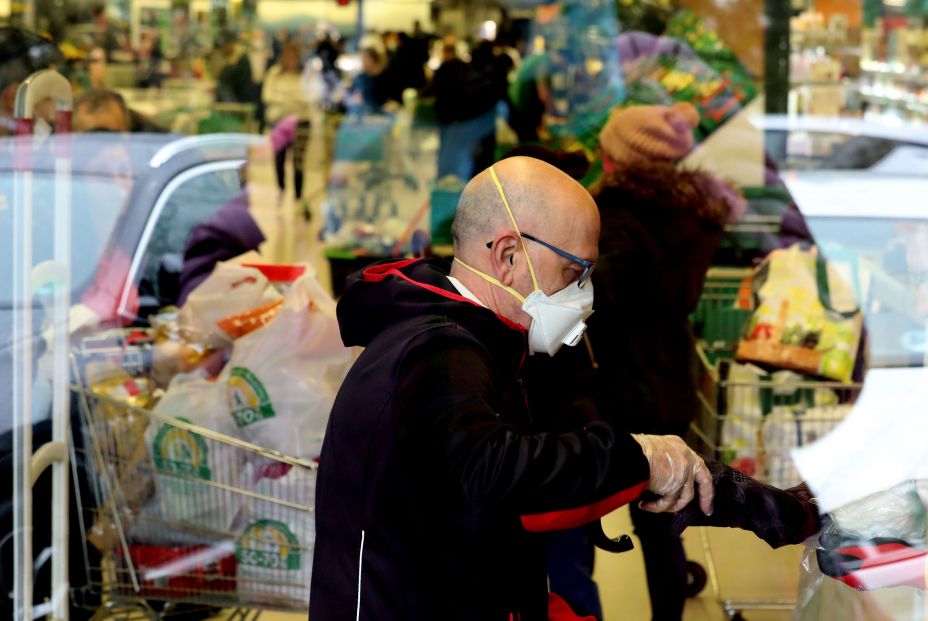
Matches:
[794,482,928,620]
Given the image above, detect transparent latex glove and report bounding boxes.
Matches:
[632,433,715,515]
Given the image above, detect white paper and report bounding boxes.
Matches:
[792,367,928,511]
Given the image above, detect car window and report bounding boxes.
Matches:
[0,173,126,305]
[136,166,242,310]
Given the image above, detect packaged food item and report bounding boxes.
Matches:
[84,360,158,553]
[151,309,226,386]
[737,245,863,383]
[236,461,315,603]
[216,298,285,340]
[220,270,355,460]
[146,377,245,533]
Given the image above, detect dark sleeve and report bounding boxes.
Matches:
[395,335,650,532]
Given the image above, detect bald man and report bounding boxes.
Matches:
[311,157,713,621]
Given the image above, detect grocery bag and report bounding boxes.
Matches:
[179,255,281,348]
[236,460,315,603]
[220,268,355,459]
[146,376,245,532]
[736,245,863,382]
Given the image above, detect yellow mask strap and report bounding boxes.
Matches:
[453,257,526,303]
[489,166,540,292]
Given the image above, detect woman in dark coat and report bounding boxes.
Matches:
[589,103,745,621]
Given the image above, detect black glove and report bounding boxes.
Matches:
[669,461,821,549]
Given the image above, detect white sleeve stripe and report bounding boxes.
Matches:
[356,529,366,621]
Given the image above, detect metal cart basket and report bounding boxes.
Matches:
[690,268,863,621]
[70,329,316,620]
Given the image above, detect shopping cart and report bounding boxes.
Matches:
[689,268,863,621]
[70,329,316,620]
[323,113,421,254]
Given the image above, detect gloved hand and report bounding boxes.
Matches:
[632,434,714,515]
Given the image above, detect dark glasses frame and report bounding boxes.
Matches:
[486,232,595,288]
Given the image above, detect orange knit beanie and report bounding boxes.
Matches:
[599,102,700,168]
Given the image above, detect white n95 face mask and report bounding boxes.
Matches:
[522,282,594,356]
[454,166,595,357]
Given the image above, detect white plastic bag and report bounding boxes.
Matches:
[236,460,315,603]
[179,254,281,348]
[794,481,928,620]
[146,375,245,532]
[762,404,851,490]
[220,269,354,459]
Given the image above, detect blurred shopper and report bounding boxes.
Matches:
[261,43,313,217]
[74,89,128,132]
[137,31,164,88]
[0,26,63,136]
[91,4,124,60]
[316,31,341,76]
[310,156,714,621]
[350,47,389,114]
[214,31,255,104]
[269,114,312,219]
[508,50,552,143]
[429,39,504,180]
[73,89,168,134]
[262,43,309,125]
[384,31,426,102]
[85,46,108,89]
[590,103,745,621]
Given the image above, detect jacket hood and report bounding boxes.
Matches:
[337,257,526,353]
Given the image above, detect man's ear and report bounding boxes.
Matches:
[490,233,520,287]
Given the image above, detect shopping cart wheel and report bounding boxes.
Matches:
[685,560,707,598]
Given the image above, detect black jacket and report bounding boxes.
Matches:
[310,259,650,621]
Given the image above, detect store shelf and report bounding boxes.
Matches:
[858,90,928,115]
[860,63,928,86]
[790,79,855,87]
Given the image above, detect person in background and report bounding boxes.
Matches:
[0,26,62,136]
[73,88,168,134]
[350,47,389,114]
[213,31,255,104]
[263,42,313,215]
[85,46,108,90]
[384,31,427,102]
[315,31,341,76]
[91,4,124,60]
[428,39,505,180]
[248,27,270,129]
[178,162,265,304]
[137,31,164,88]
[508,48,552,143]
[590,103,745,621]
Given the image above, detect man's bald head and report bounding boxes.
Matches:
[451,156,597,258]
[448,157,600,328]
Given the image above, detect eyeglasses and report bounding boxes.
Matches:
[486,232,595,288]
